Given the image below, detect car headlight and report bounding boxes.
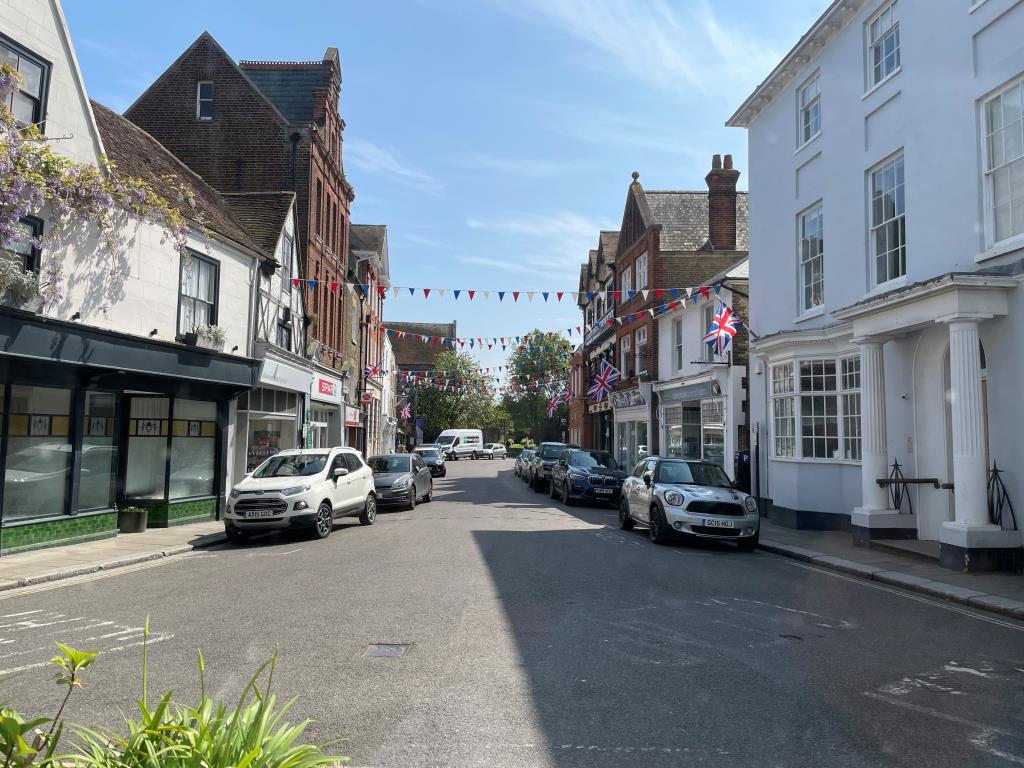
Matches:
[293,500,309,510]
[229,488,241,499]
[392,477,410,490]
[664,490,685,507]
[744,496,757,513]
[281,484,311,496]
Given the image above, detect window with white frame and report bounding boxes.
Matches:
[621,265,633,294]
[983,77,1024,245]
[196,82,214,120]
[799,205,824,312]
[840,357,862,460]
[870,154,906,285]
[280,234,293,285]
[700,303,715,363]
[868,1,900,87]
[636,252,648,290]
[798,74,821,146]
[620,333,632,378]
[771,358,861,460]
[635,326,648,374]
[672,317,683,372]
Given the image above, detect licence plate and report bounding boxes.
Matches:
[595,488,613,495]
[703,519,734,528]
[241,509,277,519]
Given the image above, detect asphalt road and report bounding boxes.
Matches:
[1,457,1023,767]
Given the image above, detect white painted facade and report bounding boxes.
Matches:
[380,334,397,453]
[729,0,1024,560]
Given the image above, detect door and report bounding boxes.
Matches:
[327,452,351,513]
[636,459,658,522]
[412,455,430,498]
[345,452,371,508]
[626,459,645,519]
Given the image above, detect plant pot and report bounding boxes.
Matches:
[182,332,199,346]
[118,508,148,533]
[196,335,225,352]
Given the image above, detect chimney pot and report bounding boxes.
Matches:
[724,154,734,170]
[631,171,640,182]
[712,154,722,170]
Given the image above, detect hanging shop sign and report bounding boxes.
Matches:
[660,380,722,405]
[611,388,647,409]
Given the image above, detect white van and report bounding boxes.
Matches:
[435,428,484,460]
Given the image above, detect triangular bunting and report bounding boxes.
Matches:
[423,288,431,298]
[453,289,461,300]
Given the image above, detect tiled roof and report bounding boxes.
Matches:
[239,66,329,123]
[91,100,265,257]
[598,230,619,262]
[385,321,457,368]
[643,191,749,252]
[222,192,295,259]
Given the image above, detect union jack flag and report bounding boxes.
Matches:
[364,363,382,377]
[702,302,741,357]
[545,387,573,417]
[400,405,411,420]
[587,360,621,402]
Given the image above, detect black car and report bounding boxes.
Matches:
[549,448,626,506]
[529,441,577,492]
[368,454,434,510]
[413,446,447,477]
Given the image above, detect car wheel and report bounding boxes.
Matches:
[618,499,634,530]
[441,467,447,477]
[359,495,377,525]
[423,482,433,503]
[313,502,333,539]
[562,481,574,507]
[649,505,672,545]
[225,527,249,544]
[737,529,759,552]
[549,478,558,499]
[406,490,417,511]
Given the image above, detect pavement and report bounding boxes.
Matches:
[0,522,226,589]
[0,460,1022,767]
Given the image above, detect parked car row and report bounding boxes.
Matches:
[224,447,440,543]
[518,441,760,551]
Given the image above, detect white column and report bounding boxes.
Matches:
[857,339,891,512]
[946,319,989,528]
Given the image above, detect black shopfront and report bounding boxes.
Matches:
[0,308,259,554]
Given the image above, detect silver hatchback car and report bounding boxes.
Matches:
[619,456,759,550]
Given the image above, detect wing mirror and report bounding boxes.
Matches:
[333,467,349,480]
[642,471,653,487]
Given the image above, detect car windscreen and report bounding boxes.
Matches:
[570,451,619,470]
[436,435,456,446]
[418,449,439,459]
[540,445,564,459]
[657,461,733,488]
[368,456,411,473]
[253,454,327,478]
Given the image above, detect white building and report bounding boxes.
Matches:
[381,333,397,453]
[0,0,270,549]
[728,0,1024,570]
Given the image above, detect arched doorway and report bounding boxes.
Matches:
[942,340,988,526]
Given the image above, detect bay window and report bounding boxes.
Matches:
[771,358,862,461]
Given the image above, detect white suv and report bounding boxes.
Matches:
[225,448,376,543]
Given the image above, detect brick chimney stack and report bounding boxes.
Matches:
[705,153,741,251]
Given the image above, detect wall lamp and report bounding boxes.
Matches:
[149,329,158,337]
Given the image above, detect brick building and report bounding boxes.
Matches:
[123,33,359,440]
[606,158,748,469]
[578,231,619,453]
[384,321,457,445]
[350,224,390,454]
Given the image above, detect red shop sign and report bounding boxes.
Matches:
[318,379,336,397]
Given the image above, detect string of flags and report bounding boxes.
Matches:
[546,387,574,417]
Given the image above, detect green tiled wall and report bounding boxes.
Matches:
[141,498,218,527]
[0,511,117,555]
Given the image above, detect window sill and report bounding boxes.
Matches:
[864,275,907,299]
[976,233,1024,263]
[793,306,825,324]
[795,131,822,155]
[770,455,862,466]
[862,66,902,100]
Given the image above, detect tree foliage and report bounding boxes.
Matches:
[405,349,501,437]
[500,330,573,441]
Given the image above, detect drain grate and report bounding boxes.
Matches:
[364,643,410,657]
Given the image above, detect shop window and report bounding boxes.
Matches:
[771,358,860,461]
[3,385,72,520]
[170,399,216,499]
[178,253,219,336]
[1,35,50,128]
[126,397,169,499]
[78,392,119,511]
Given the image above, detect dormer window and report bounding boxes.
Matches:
[196,82,214,120]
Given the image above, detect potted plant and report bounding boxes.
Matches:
[194,323,226,351]
[118,505,148,533]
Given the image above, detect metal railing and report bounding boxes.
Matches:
[987,462,1017,531]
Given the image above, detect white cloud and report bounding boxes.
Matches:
[407,234,451,249]
[345,138,443,195]
[466,210,612,270]
[454,151,564,178]
[457,256,538,275]
[489,0,781,96]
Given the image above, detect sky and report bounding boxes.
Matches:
[63,0,825,379]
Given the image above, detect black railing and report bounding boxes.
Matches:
[987,462,1017,531]
[877,460,914,515]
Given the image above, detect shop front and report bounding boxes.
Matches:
[612,384,652,471]
[658,376,737,472]
[345,404,365,452]
[309,369,344,449]
[0,308,258,554]
[588,400,614,454]
[234,348,312,478]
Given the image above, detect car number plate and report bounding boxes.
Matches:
[241,509,276,519]
[595,488,613,494]
[703,519,734,528]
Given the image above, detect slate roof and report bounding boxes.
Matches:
[91,101,266,257]
[222,192,294,259]
[385,321,457,369]
[644,190,749,252]
[598,231,619,263]
[238,66,329,123]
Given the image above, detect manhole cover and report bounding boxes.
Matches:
[364,643,409,657]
